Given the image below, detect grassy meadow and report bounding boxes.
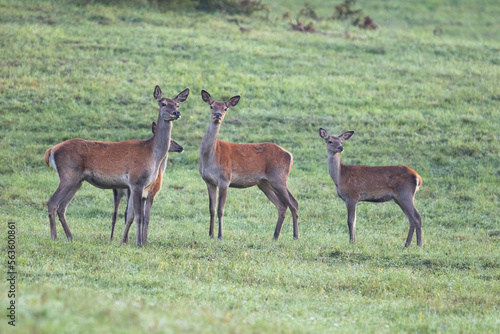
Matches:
[1,0,499,332]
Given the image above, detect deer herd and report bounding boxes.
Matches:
[44,85,423,248]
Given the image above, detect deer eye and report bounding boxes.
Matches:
[328,141,333,144]
[224,108,227,111]
[161,103,167,107]
[210,106,213,109]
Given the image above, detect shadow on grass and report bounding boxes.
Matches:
[323,248,498,273]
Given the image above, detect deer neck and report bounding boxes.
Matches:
[158,156,168,175]
[152,118,172,164]
[328,152,343,187]
[200,121,221,163]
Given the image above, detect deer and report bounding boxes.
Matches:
[110,121,184,242]
[318,128,423,247]
[199,90,299,240]
[44,85,189,247]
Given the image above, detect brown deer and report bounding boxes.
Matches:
[110,121,184,242]
[319,128,423,247]
[44,85,189,247]
[199,90,299,239]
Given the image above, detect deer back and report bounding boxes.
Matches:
[216,140,293,179]
[339,164,421,202]
[49,138,156,187]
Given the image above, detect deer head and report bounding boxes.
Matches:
[319,128,354,154]
[201,90,240,124]
[154,85,189,122]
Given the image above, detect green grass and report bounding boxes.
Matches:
[1,0,499,332]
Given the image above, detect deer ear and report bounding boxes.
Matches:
[151,122,157,134]
[319,128,328,139]
[201,90,214,105]
[174,88,190,103]
[154,85,162,101]
[339,131,354,141]
[226,95,240,108]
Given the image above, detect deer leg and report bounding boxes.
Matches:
[345,200,357,243]
[121,193,136,244]
[142,196,153,245]
[413,207,423,247]
[123,188,130,227]
[405,219,416,247]
[270,182,300,239]
[396,196,423,247]
[206,183,217,238]
[410,207,423,247]
[287,188,299,211]
[286,187,299,239]
[47,187,68,240]
[47,179,81,240]
[258,182,287,240]
[132,189,144,247]
[111,189,125,241]
[217,184,229,239]
[55,181,83,241]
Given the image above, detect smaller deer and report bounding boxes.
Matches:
[111,122,184,242]
[199,90,299,239]
[319,128,423,247]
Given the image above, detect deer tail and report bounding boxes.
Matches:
[44,148,51,167]
[415,174,422,191]
[44,148,58,173]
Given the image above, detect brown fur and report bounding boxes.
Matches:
[44,148,51,167]
[211,140,293,188]
[110,124,184,242]
[199,90,299,239]
[44,86,189,247]
[338,164,421,202]
[319,128,423,247]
